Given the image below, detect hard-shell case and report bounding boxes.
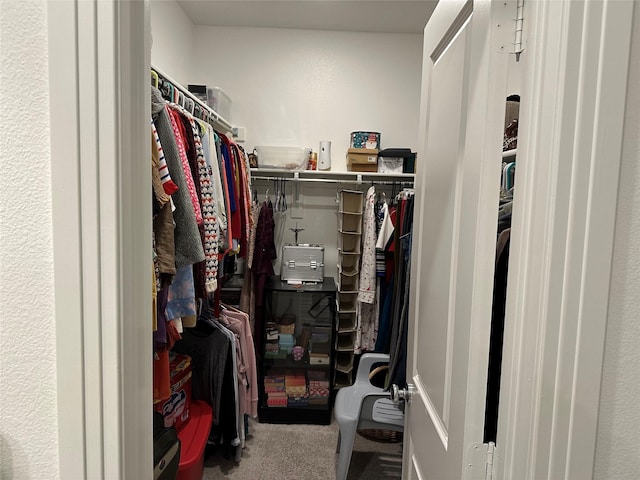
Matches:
[281,244,325,283]
[153,411,180,480]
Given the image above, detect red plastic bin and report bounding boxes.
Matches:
[177,400,212,480]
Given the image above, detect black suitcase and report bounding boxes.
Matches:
[154,411,180,480]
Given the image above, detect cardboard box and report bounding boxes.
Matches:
[346,148,378,172]
[155,353,192,431]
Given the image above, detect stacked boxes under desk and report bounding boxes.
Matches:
[335,190,363,389]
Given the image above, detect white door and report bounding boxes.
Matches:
[400,1,512,478]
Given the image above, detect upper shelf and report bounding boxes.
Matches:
[151,65,233,134]
[250,168,415,185]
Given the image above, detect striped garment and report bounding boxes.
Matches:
[151,119,178,195]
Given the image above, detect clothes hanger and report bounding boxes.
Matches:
[281,178,287,212]
[151,70,159,88]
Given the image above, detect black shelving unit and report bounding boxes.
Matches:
[258,276,336,425]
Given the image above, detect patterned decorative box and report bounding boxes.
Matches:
[308,387,330,397]
[267,392,288,407]
[350,131,381,150]
[154,353,192,432]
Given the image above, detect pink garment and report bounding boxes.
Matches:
[166,106,203,224]
[221,308,258,418]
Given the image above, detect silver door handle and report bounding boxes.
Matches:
[391,383,414,405]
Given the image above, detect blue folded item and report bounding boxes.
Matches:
[278,334,295,345]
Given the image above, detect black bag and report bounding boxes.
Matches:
[153,411,181,480]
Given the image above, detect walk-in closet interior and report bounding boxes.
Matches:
[149,1,522,479]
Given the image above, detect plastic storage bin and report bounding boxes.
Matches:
[255,146,311,170]
[207,86,231,120]
[177,400,213,480]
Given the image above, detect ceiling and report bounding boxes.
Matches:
[177,1,438,34]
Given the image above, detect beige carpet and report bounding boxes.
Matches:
[203,418,402,479]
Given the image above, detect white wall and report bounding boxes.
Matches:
[0,1,59,479]
[594,4,640,478]
[150,0,194,86]
[148,12,423,277]
[191,26,423,171]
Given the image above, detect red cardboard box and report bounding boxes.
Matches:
[155,353,192,432]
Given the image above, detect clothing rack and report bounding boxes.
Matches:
[250,169,414,187]
[251,176,413,187]
[151,65,234,134]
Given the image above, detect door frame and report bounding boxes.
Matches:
[497,0,634,478]
[46,0,635,478]
[49,1,151,478]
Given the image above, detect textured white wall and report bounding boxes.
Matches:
[150,0,194,86]
[0,1,59,479]
[191,26,423,171]
[594,4,640,478]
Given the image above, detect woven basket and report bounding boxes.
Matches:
[358,429,403,443]
[276,323,295,335]
[356,364,402,443]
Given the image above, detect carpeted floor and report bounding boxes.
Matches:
[203,418,402,479]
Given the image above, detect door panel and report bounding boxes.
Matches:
[403,0,511,478]
[418,13,468,430]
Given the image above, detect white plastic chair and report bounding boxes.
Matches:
[334,353,404,480]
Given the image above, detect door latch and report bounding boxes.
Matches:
[391,383,414,405]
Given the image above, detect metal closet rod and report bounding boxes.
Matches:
[151,65,233,132]
[250,175,414,186]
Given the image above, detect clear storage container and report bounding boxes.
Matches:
[207,87,232,121]
[255,146,311,170]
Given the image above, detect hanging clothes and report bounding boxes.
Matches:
[483,228,511,443]
[387,193,415,390]
[201,125,228,251]
[151,87,204,268]
[167,106,203,225]
[356,186,378,353]
[151,124,177,283]
[252,199,276,352]
[171,314,237,439]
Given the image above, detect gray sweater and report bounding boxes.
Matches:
[151,87,205,267]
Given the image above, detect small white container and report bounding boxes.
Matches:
[255,146,311,170]
[318,141,331,170]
